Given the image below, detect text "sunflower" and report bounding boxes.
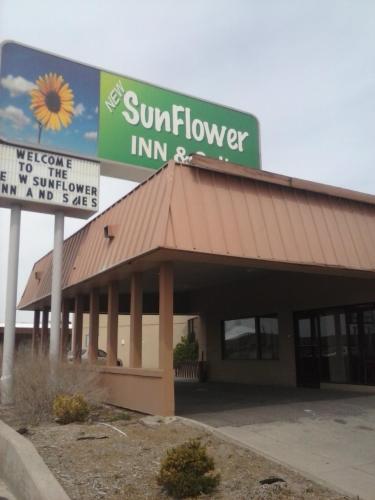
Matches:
[30,73,74,132]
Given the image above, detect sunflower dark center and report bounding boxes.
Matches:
[45,91,61,113]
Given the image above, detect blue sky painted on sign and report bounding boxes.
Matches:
[0,43,99,157]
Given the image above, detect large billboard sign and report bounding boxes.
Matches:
[0,143,99,218]
[0,42,260,181]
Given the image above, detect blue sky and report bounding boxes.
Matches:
[0,0,374,322]
[0,42,99,157]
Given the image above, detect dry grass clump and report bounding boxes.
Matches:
[157,438,220,498]
[12,348,106,425]
[53,394,89,424]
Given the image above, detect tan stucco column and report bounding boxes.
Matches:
[60,299,70,361]
[159,262,174,416]
[129,273,142,368]
[32,310,40,355]
[40,308,49,355]
[106,282,119,366]
[88,289,99,364]
[72,295,84,363]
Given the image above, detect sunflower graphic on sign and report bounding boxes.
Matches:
[29,73,74,142]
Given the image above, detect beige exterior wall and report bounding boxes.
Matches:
[82,315,195,367]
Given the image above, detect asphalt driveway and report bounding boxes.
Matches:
[175,381,375,499]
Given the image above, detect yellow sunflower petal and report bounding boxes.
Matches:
[60,90,73,101]
[59,109,72,127]
[59,83,73,97]
[38,110,52,128]
[47,73,56,92]
[35,108,51,122]
[48,113,61,131]
[30,96,46,108]
[36,75,49,94]
[51,73,61,92]
[60,102,74,113]
[30,88,44,98]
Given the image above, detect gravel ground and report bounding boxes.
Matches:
[0,405,351,500]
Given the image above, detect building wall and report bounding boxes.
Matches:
[82,315,195,367]
[193,271,375,387]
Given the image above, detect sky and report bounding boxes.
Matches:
[0,0,374,323]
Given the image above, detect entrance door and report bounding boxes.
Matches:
[295,316,320,387]
[362,308,375,384]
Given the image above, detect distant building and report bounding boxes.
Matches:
[0,324,33,351]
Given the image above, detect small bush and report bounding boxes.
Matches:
[157,438,220,498]
[173,336,199,367]
[53,393,89,424]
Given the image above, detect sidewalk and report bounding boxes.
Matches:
[176,382,375,499]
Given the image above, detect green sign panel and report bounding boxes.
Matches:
[99,71,260,170]
[0,41,260,179]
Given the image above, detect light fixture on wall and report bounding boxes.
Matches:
[104,224,115,240]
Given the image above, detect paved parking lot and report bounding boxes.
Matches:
[176,382,375,499]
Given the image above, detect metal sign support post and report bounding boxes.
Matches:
[1,205,21,404]
[49,211,64,363]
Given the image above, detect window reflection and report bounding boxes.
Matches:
[223,318,256,360]
[296,305,375,386]
[223,316,279,360]
[260,317,279,360]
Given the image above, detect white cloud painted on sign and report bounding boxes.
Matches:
[0,74,36,96]
[84,131,97,141]
[0,105,30,128]
[73,102,85,117]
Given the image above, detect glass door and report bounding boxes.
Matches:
[346,311,362,384]
[362,308,375,384]
[319,312,349,383]
[295,316,320,388]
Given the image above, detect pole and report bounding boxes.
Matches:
[49,211,64,363]
[1,205,21,404]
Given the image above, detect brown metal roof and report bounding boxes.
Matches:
[19,156,375,309]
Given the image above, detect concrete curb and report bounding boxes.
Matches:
[0,420,70,500]
[176,416,355,499]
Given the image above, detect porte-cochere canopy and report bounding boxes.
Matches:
[19,155,375,311]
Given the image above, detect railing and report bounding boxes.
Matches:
[174,361,208,382]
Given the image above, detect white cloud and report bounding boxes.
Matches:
[95,106,98,114]
[0,105,31,128]
[73,103,85,117]
[0,74,36,97]
[84,131,97,140]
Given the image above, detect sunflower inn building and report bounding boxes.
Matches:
[19,155,375,416]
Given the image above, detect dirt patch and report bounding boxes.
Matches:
[0,405,350,500]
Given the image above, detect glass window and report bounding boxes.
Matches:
[222,316,279,360]
[223,318,256,360]
[187,317,199,343]
[259,317,279,360]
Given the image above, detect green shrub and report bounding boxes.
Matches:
[52,393,89,424]
[157,438,220,498]
[173,336,199,367]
